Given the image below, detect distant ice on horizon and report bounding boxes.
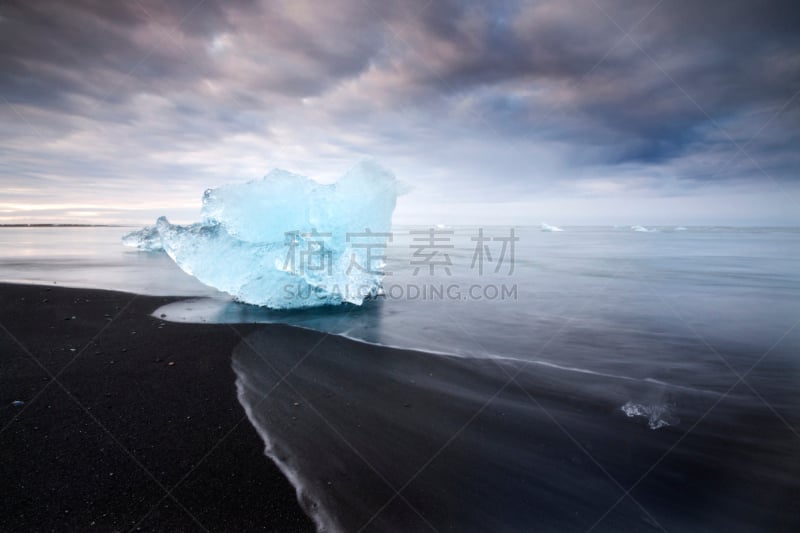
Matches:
[540,222,564,232]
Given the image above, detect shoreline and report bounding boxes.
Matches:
[3,281,799,531]
[229,317,800,532]
[0,282,314,531]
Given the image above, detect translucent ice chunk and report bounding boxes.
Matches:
[621,401,677,430]
[121,225,164,251]
[126,161,400,309]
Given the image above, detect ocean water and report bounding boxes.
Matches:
[1,225,799,531]
[0,226,215,297]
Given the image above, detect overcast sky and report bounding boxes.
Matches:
[1,0,798,226]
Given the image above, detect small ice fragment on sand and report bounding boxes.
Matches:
[621,401,676,430]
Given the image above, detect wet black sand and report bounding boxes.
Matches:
[2,282,798,532]
[0,283,314,531]
[232,322,800,532]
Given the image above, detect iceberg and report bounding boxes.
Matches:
[123,161,401,309]
[540,222,564,232]
[631,225,656,233]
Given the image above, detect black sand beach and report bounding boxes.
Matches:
[3,282,799,532]
[0,283,313,531]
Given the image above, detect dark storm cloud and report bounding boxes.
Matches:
[0,0,251,112]
[0,0,385,107]
[3,1,797,134]
[388,0,800,173]
[0,0,798,224]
